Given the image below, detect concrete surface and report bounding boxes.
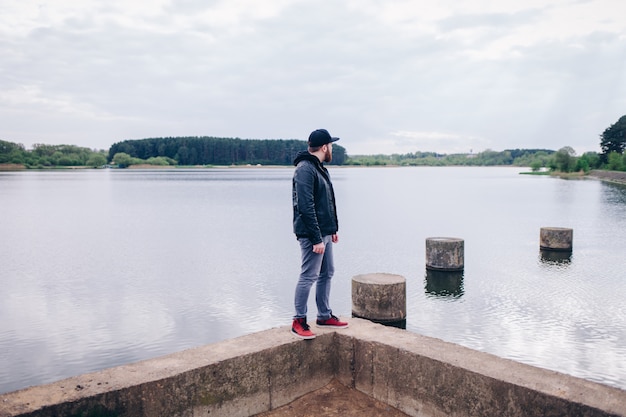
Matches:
[252,379,411,417]
[335,320,626,416]
[1,318,625,417]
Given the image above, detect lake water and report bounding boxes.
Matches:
[1,167,625,394]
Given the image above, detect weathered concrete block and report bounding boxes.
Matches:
[352,273,406,323]
[425,237,464,271]
[540,227,573,251]
[340,319,626,417]
[0,329,337,417]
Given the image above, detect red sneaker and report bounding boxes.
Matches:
[316,315,349,328]
[292,318,316,339]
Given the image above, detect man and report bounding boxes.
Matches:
[291,128,349,339]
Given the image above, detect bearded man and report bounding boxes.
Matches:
[290,129,348,339]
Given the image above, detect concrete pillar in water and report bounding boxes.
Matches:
[540,227,573,252]
[352,273,406,325]
[425,237,464,271]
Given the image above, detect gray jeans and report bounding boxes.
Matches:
[294,235,334,321]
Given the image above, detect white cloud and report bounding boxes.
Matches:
[0,0,624,153]
[351,130,490,155]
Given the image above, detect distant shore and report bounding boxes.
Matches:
[587,170,626,185]
[0,163,26,170]
[3,163,626,185]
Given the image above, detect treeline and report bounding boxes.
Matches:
[0,140,107,168]
[2,114,624,170]
[108,136,347,166]
[343,114,626,172]
[0,136,347,168]
[345,147,616,173]
[345,149,556,167]
[0,139,612,172]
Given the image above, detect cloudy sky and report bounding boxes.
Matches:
[1,0,625,155]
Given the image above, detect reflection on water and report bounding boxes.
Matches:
[424,269,465,299]
[539,249,573,265]
[380,319,407,330]
[601,181,626,206]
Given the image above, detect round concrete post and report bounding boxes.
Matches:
[540,227,573,252]
[425,237,464,271]
[352,273,406,324]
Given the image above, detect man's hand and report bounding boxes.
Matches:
[312,242,325,254]
[313,235,338,254]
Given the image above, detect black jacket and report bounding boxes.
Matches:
[292,151,338,244]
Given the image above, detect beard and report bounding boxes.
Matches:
[324,148,332,163]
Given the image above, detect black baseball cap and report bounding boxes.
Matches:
[308,129,340,147]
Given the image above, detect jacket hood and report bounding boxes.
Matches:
[293,150,321,167]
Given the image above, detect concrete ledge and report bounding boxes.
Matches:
[335,320,626,416]
[0,328,337,417]
[1,319,625,417]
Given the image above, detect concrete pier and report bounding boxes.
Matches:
[540,227,573,252]
[351,273,406,324]
[1,319,625,417]
[425,237,464,271]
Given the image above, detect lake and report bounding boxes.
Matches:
[1,166,625,394]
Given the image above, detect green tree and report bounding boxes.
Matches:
[0,140,26,164]
[511,150,553,168]
[575,157,589,173]
[552,146,577,172]
[600,115,626,159]
[530,160,542,172]
[146,156,174,166]
[86,153,107,167]
[607,151,624,171]
[29,143,104,167]
[112,152,143,168]
[576,152,600,172]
